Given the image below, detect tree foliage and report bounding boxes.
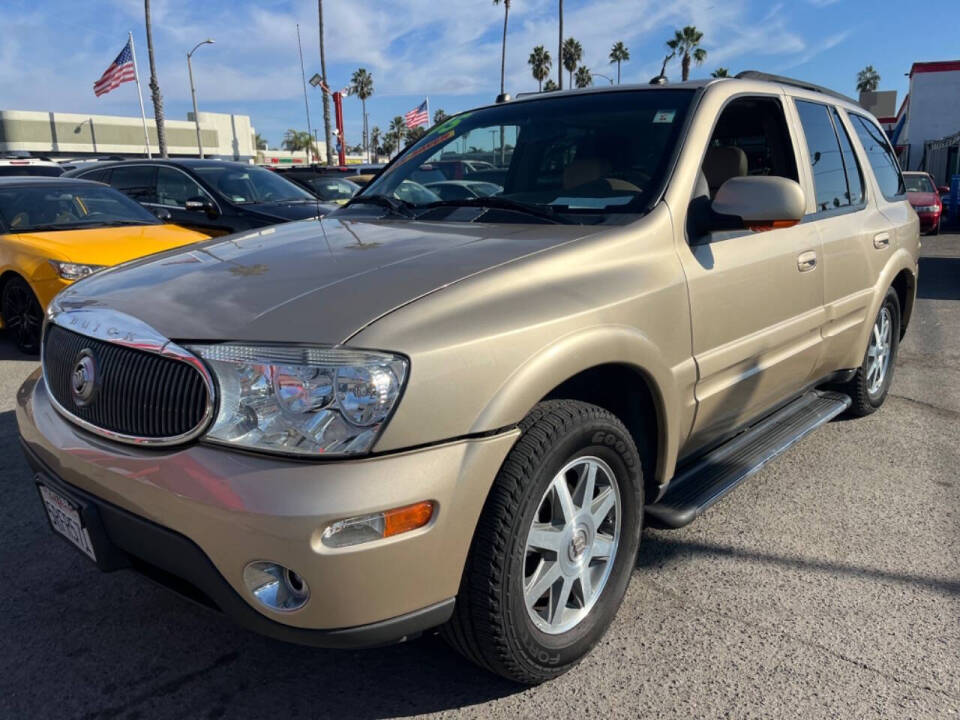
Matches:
[667,26,706,81]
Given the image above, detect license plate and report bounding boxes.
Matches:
[39,484,97,562]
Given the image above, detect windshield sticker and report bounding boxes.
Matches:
[431,113,472,136]
[551,196,634,209]
[396,130,455,167]
[652,110,676,124]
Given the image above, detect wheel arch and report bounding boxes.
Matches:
[470,325,686,493]
[891,268,916,339]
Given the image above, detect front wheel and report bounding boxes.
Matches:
[442,400,643,684]
[1,276,44,354]
[840,287,901,416]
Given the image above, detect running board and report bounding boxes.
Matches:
[646,390,851,529]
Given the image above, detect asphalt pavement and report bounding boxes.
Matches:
[0,235,957,719]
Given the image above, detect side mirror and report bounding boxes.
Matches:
[184,196,219,218]
[150,206,172,222]
[939,186,950,195]
[711,176,805,232]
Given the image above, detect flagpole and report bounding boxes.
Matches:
[128,31,152,158]
[425,96,430,127]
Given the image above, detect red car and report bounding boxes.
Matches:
[903,171,944,235]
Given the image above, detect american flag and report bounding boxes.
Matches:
[94,40,136,97]
[404,100,429,129]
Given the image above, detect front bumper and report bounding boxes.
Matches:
[16,369,519,645]
[916,211,941,232]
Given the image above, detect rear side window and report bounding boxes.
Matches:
[795,100,856,213]
[849,114,905,201]
[831,109,864,206]
[110,165,157,204]
[81,168,111,184]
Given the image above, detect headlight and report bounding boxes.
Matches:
[915,205,940,213]
[48,260,106,280]
[190,344,407,456]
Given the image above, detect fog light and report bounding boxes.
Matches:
[242,561,310,611]
[321,501,434,548]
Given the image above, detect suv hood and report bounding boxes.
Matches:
[245,199,336,220]
[55,216,590,343]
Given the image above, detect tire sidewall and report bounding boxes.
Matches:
[501,417,643,673]
[865,288,901,407]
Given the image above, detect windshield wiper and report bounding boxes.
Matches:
[416,196,571,224]
[343,194,415,218]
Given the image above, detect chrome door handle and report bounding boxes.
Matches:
[797,251,817,272]
[873,232,890,249]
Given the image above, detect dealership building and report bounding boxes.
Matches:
[0,109,260,162]
[884,60,960,186]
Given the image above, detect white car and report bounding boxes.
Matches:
[0,157,63,178]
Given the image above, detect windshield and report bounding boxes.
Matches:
[903,174,935,193]
[0,184,160,232]
[361,89,694,223]
[194,165,314,204]
[303,176,360,200]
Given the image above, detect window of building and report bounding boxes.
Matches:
[849,113,905,201]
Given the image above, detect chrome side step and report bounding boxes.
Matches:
[645,390,851,529]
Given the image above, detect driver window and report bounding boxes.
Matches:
[156,167,205,208]
[699,96,799,199]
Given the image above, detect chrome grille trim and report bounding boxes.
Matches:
[42,306,216,447]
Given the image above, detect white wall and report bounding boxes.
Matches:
[903,69,960,170]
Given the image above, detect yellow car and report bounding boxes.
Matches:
[0,177,208,353]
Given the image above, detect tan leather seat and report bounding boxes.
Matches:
[702,145,747,196]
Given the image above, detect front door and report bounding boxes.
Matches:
[678,95,825,453]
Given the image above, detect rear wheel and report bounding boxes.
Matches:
[442,400,643,684]
[839,287,900,416]
[1,277,43,354]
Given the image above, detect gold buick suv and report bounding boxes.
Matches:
[17,72,919,684]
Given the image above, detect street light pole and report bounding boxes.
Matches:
[592,72,614,86]
[187,39,214,159]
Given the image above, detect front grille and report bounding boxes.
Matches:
[43,324,209,441]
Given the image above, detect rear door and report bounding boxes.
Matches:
[678,94,825,452]
[790,99,881,375]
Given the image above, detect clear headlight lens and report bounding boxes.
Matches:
[48,260,106,281]
[190,344,407,456]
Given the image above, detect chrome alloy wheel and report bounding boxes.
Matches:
[866,306,892,396]
[523,456,621,635]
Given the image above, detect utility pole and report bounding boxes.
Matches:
[558,0,563,90]
[187,39,214,158]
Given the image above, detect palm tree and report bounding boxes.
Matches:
[254,133,268,150]
[574,65,592,88]
[609,41,629,84]
[349,68,374,160]
[318,0,333,164]
[370,126,381,160]
[406,126,427,144]
[381,135,397,158]
[282,129,317,156]
[667,26,707,82]
[562,37,582,88]
[557,0,563,89]
[856,65,881,94]
[144,0,167,157]
[711,67,729,78]
[528,45,552,92]
[543,78,559,92]
[493,0,511,98]
[389,116,406,157]
[433,108,448,124]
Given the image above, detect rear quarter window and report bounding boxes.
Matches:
[848,114,905,201]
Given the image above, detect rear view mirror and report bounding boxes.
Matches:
[711,176,805,232]
[185,196,219,218]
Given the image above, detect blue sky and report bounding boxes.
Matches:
[1,0,956,149]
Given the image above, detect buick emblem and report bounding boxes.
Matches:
[71,349,98,407]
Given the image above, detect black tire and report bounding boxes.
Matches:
[441,400,643,684]
[840,287,900,417]
[1,276,43,354]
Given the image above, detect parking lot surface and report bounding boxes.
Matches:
[1,235,957,719]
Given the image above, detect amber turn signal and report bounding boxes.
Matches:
[321,501,435,548]
[384,501,435,537]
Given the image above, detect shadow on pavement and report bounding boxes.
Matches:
[635,532,960,596]
[917,256,960,301]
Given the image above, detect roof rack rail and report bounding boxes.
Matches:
[735,71,858,106]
